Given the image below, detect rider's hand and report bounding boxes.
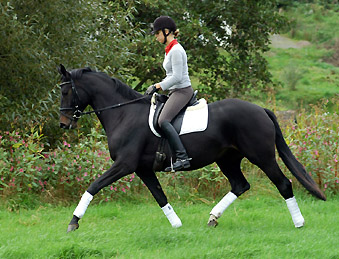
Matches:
[145,84,159,95]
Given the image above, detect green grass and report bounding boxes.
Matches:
[285,3,339,45]
[265,45,339,109]
[263,3,339,110]
[1,191,338,259]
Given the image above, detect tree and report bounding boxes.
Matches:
[0,0,287,139]
[98,0,287,100]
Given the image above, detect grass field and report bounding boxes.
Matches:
[265,44,339,109]
[1,190,338,259]
[264,2,339,110]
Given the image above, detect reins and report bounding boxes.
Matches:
[82,95,149,115]
[59,79,149,121]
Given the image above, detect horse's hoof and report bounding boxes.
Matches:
[67,224,79,233]
[207,214,218,227]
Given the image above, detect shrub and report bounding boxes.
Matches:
[280,99,339,194]
[1,99,338,209]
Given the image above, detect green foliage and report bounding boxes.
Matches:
[285,2,339,45]
[1,100,338,209]
[280,99,339,194]
[1,0,288,141]
[0,127,141,209]
[266,45,339,109]
[282,63,304,90]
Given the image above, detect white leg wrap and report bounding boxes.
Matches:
[73,191,93,219]
[210,192,237,218]
[161,203,182,228]
[285,196,305,228]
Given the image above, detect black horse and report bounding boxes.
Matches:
[58,65,325,232]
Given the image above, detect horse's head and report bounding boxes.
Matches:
[58,64,87,129]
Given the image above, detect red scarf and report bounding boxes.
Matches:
[165,39,178,55]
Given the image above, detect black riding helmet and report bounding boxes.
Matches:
[152,16,177,44]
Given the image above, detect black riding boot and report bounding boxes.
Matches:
[161,121,191,172]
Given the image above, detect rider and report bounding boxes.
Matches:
[146,16,194,172]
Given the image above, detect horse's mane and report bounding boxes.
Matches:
[70,67,149,103]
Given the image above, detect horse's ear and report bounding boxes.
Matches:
[58,64,70,78]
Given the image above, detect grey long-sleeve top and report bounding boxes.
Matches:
[159,43,191,91]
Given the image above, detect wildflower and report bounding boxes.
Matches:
[110,186,113,191]
[122,188,126,193]
[324,183,327,189]
[19,168,24,172]
[315,150,319,156]
[84,172,88,177]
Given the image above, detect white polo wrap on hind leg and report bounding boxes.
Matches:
[161,203,182,228]
[210,192,237,218]
[73,191,93,219]
[285,196,305,228]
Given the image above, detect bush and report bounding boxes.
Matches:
[1,99,338,209]
[280,99,339,194]
[0,128,142,209]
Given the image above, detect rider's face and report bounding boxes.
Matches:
[154,29,169,44]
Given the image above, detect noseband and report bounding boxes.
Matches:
[59,79,82,122]
[59,79,149,122]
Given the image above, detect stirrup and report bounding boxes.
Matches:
[165,158,192,172]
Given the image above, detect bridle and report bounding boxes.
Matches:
[59,78,149,122]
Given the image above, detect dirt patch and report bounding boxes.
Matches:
[269,34,311,49]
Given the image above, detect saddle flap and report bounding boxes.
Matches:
[149,92,208,138]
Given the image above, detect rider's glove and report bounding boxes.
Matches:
[145,85,159,95]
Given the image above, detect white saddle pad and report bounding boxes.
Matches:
[148,95,208,137]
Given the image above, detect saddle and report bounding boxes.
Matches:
[152,90,199,137]
[150,91,209,172]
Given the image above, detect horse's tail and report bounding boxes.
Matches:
[264,108,326,201]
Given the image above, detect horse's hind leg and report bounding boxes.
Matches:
[208,151,250,227]
[253,156,304,228]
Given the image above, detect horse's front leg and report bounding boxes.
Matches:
[67,162,131,232]
[136,170,182,228]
